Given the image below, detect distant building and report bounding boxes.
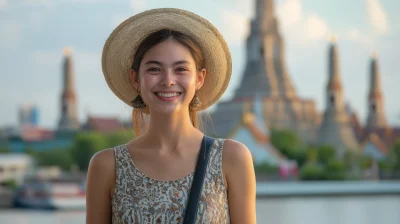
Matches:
[0,154,34,185]
[82,115,124,134]
[5,125,74,152]
[351,54,400,160]
[317,39,360,157]
[19,105,39,126]
[58,47,80,131]
[206,0,399,160]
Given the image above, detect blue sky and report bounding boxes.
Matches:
[0,0,399,129]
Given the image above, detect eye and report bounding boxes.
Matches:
[147,67,161,72]
[176,67,188,72]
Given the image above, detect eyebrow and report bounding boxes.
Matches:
[144,60,190,66]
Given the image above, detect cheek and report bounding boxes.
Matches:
[140,75,158,91]
[180,75,197,90]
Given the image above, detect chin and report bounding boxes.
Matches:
[150,104,187,115]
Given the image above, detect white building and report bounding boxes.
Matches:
[0,154,34,185]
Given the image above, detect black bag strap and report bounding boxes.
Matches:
[183,135,215,224]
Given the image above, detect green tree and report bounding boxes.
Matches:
[288,148,308,167]
[254,161,279,175]
[359,155,373,170]
[299,163,324,181]
[270,129,307,166]
[270,129,302,153]
[0,146,10,153]
[32,149,74,171]
[392,139,400,172]
[306,147,319,164]
[70,132,107,171]
[104,130,135,148]
[317,145,336,164]
[323,159,347,180]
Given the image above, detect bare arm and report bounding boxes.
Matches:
[86,149,115,224]
[223,139,257,224]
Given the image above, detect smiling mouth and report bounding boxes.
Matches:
[154,92,182,98]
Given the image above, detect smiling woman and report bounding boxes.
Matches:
[86,8,256,224]
[130,29,206,133]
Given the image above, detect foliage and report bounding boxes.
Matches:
[392,139,400,172]
[270,129,302,153]
[254,161,279,175]
[31,149,74,171]
[299,164,324,181]
[69,130,135,171]
[378,159,394,172]
[306,147,319,164]
[317,145,336,164]
[69,132,108,171]
[104,130,135,149]
[270,129,308,166]
[359,155,373,170]
[3,179,17,189]
[0,146,10,153]
[343,150,360,169]
[323,159,347,180]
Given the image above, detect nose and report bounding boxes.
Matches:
[161,69,175,87]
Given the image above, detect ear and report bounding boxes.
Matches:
[196,68,206,90]
[129,69,140,91]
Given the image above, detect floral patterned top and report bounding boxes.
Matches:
[111,138,230,224]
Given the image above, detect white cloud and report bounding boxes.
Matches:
[277,0,302,27]
[277,0,330,45]
[304,14,329,40]
[0,0,7,9]
[366,0,390,35]
[220,10,250,44]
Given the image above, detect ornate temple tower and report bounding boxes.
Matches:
[235,0,296,99]
[366,53,388,129]
[58,47,79,130]
[208,0,319,144]
[317,38,359,156]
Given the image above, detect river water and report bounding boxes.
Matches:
[1,195,400,224]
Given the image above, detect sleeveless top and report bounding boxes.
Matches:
[111,138,230,224]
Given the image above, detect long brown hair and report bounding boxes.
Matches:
[131,29,205,136]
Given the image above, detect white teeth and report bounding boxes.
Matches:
[157,92,180,98]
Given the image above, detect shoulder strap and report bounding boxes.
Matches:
[183,135,215,224]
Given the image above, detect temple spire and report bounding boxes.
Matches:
[327,36,342,93]
[317,39,359,156]
[58,47,79,130]
[366,52,388,129]
[256,0,275,32]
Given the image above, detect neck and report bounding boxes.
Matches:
[140,109,203,151]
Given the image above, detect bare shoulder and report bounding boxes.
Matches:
[221,139,255,187]
[88,148,116,173]
[87,148,116,193]
[222,139,254,167]
[221,139,257,223]
[86,149,116,223]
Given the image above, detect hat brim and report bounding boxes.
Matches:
[101,8,232,114]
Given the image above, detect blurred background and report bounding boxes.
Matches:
[1,0,400,223]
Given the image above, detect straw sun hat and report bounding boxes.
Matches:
[101,8,232,114]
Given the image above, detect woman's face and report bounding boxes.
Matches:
[132,39,205,115]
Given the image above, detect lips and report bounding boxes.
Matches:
[154,92,182,101]
[155,92,181,98]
